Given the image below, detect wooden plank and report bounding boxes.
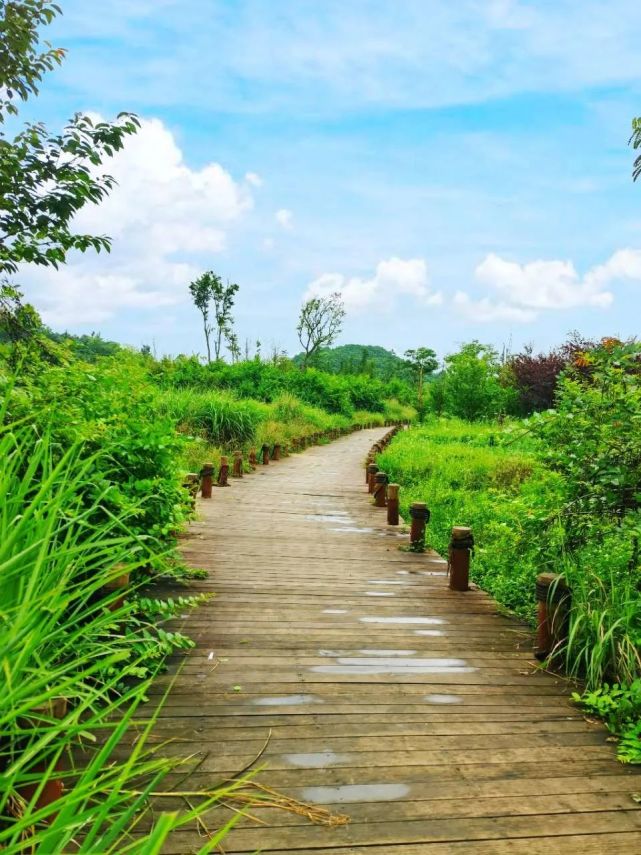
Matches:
[147,428,640,852]
[159,811,641,852]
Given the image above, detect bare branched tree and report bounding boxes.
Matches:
[297,292,345,368]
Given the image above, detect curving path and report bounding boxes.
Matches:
[152,428,640,853]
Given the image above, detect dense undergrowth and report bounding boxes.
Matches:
[378,339,641,764]
[0,337,413,848]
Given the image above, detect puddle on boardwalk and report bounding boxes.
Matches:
[360,616,446,625]
[365,591,396,597]
[368,580,407,585]
[311,657,475,675]
[252,695,322,707]
[305,511,374,535]
[303,513,351,524]
[424,694,463,704]
[284,750,347,768]
[323,608,348,615]
[330,526,374,534]
[300,783,410,804]
[414,629,445,637]
[359,649,416,656]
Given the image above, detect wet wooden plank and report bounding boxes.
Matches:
[149,428,641,853]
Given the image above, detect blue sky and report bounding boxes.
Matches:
[18,0,641,360]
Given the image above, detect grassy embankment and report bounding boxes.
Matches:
[378,417,641,763]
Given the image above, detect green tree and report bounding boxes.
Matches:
[227,329,241,363]
[442,341,507,420]
[297,292,345,368]
[0,1,139,362]
[0,1,139,339]
[212,278,239,361]
[404,347,438,419]
[188,270,239,363]
[188,271,215,362]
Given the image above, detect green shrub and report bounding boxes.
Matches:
[2,355,190,563]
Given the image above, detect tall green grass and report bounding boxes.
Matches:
[154,388,266,445]
[0,425,241,851]
[153,386,414,473]
[379,418,641,691]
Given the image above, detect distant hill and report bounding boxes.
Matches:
[293,344,411,380]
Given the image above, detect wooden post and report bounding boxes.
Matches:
[272,443,281,461]
[367,463,379,494]
[217,456,229,487]
[261,443,270,465]
[104,566,130,612]
[249,449,258,469]
[448,526,473,591]
[365,456,374,483]
[17,698,68,817]
[534,573,571,661]
[387,483,400,525]
[409,502,430,551]
[201,462,214,498]
[232,451,243,478]
[373,472,388,507]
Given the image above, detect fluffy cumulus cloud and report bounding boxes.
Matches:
[304,257,442,313]
[22,117,257,327]
[455,249,641,323]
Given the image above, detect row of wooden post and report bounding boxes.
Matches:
[191,420,408,501]
[366,432,572,661]
[365,430,473,593]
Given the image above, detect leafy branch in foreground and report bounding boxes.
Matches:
[0,1,139,351]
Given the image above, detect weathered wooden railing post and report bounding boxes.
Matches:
[201,462,214,498]
[104,564,130,612]
[232,451,243,478]
[448,526,474,591]
[367,463,379,494]
[261,443,270,465]
[534,573,571,661]
[17,697,68,813]
[249,448,258,469]
[272,443,281,461]
[373,472,388,507]
[409,502,430,551]
[217,456,230,487]
[387,483,400,525]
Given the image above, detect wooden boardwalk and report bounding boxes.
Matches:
[153,428,641,853]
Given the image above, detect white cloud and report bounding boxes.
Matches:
[245,171,263,187]
[55,1,641,114]
[21,117,256,327]
[455,248,641,323]
[304,257,443,313]
[475,252,613,311]
[275,208,293,230]
[453,291,537,324]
